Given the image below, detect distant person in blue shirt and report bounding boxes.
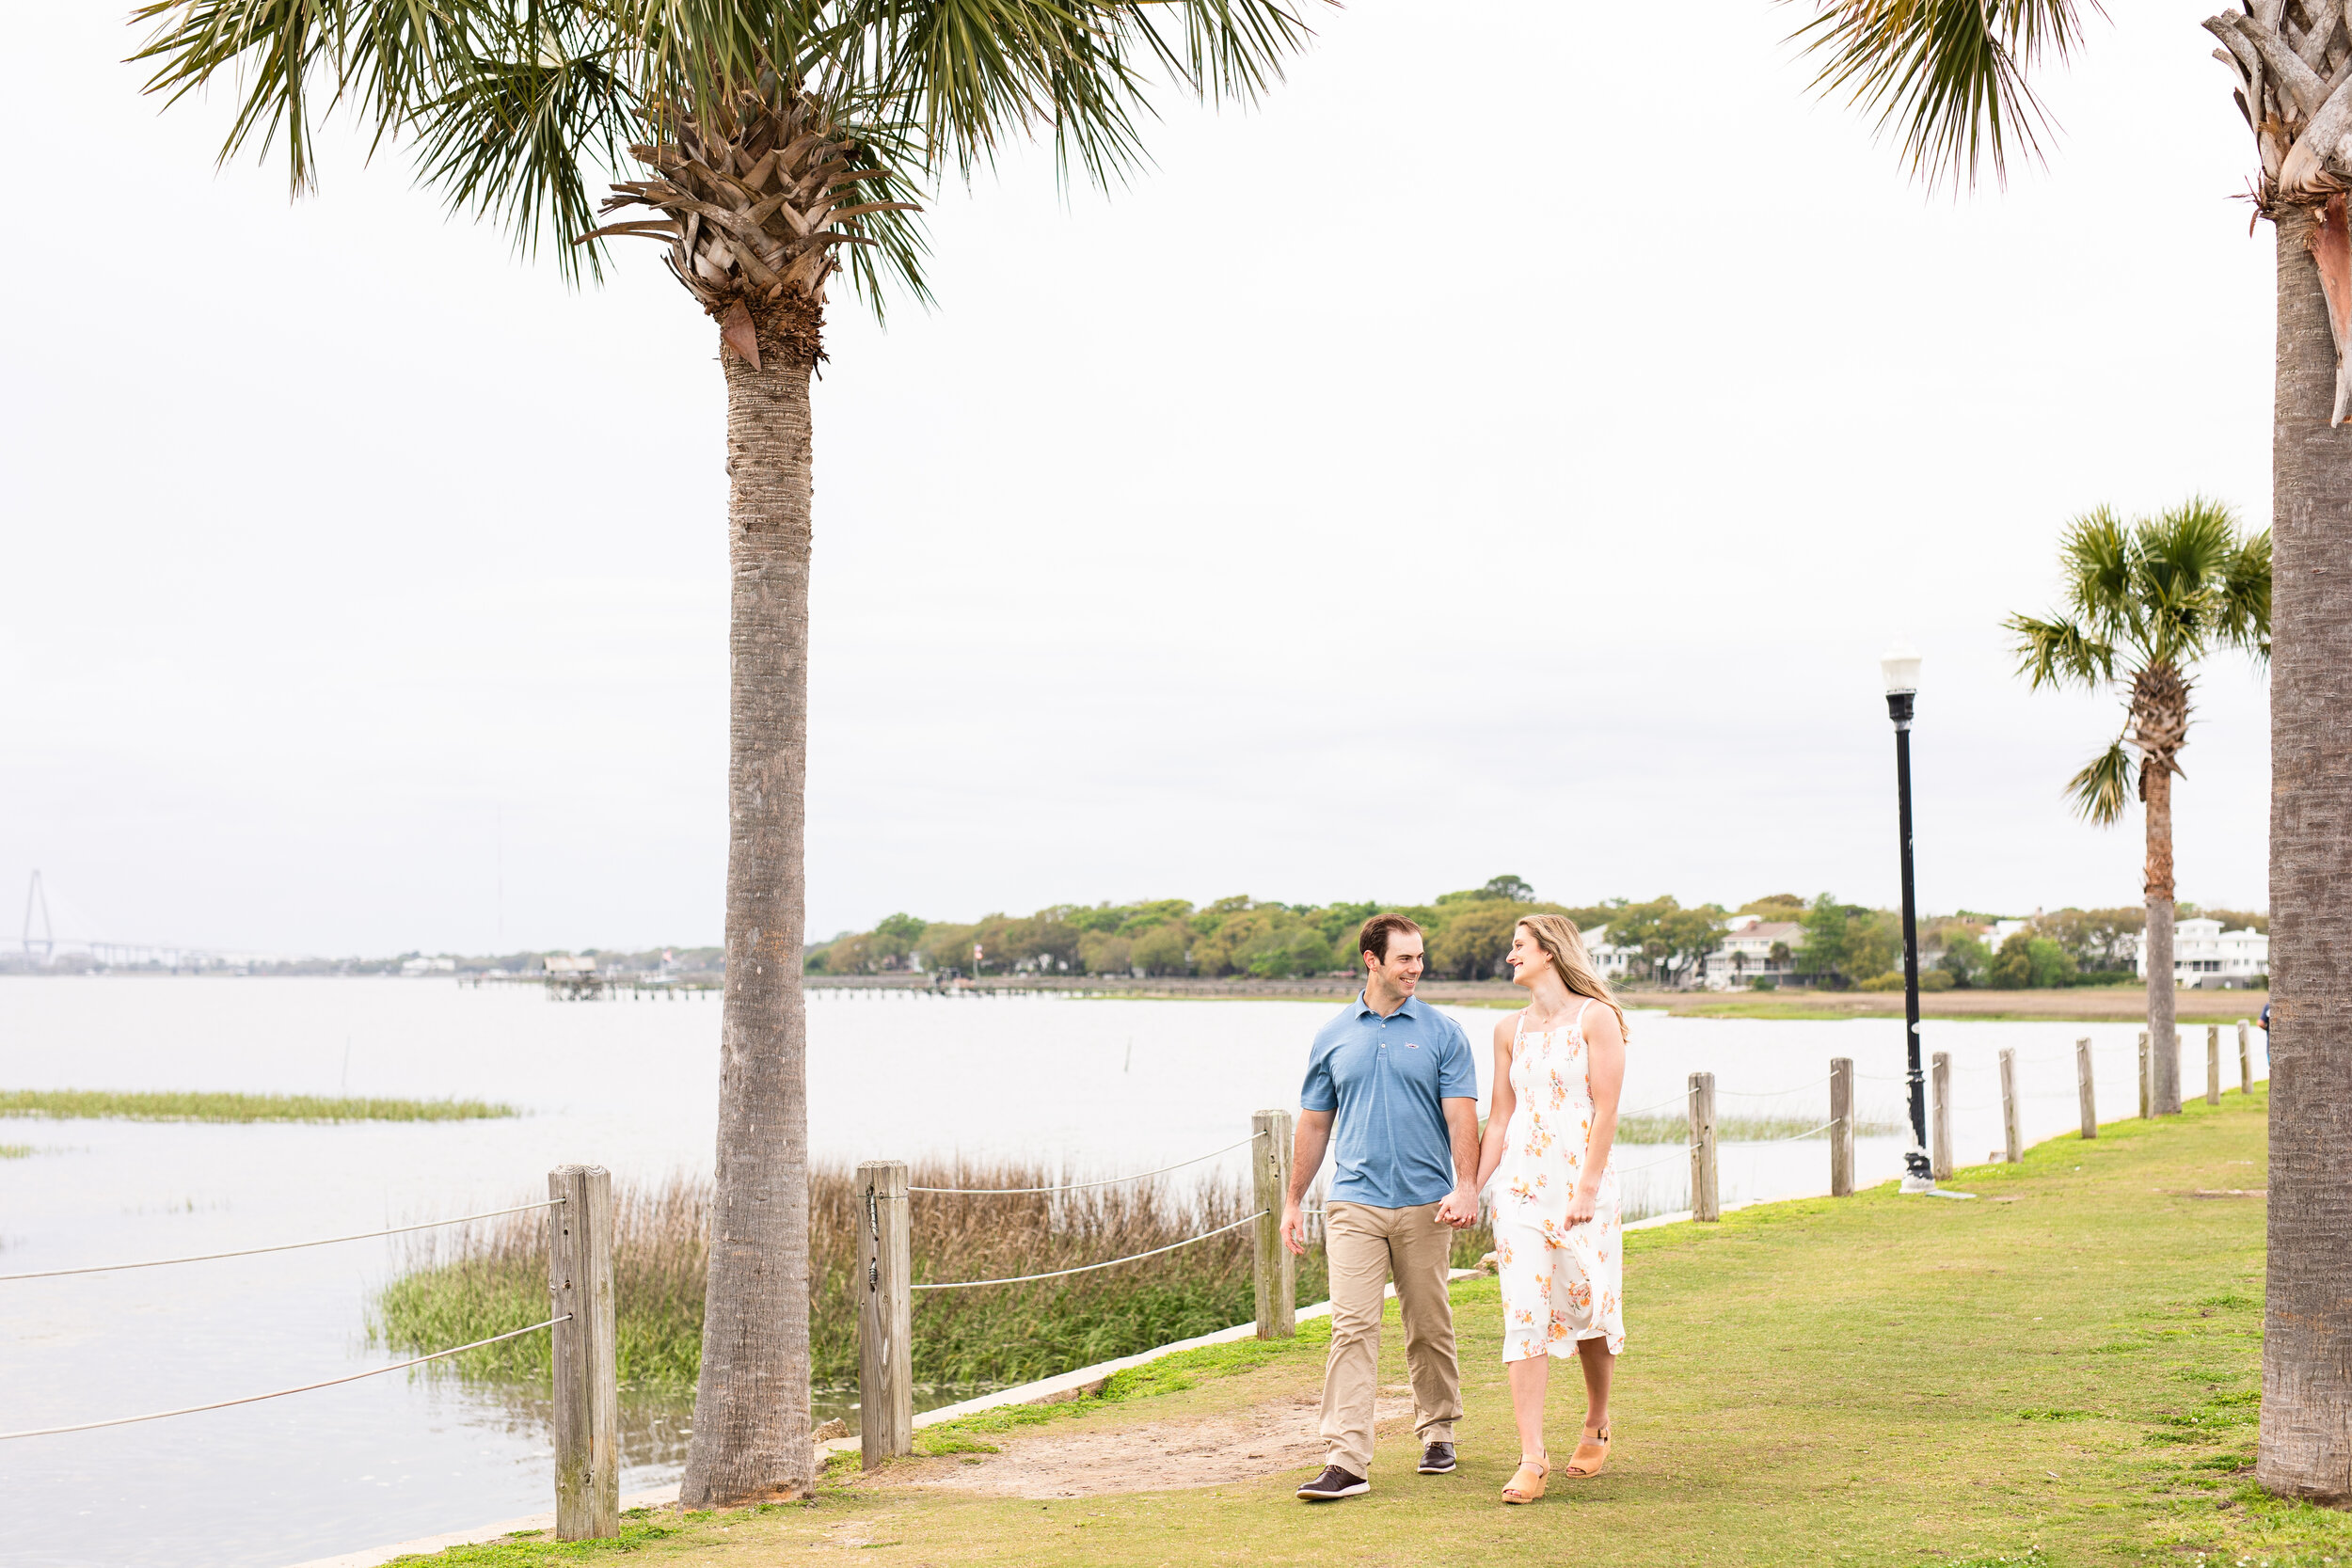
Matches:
[1283,912,1479,1501]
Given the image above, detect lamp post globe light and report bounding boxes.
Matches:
[1880,643,1936,1194]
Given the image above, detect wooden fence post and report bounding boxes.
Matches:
[2138,1032,2152,1119]
[1688,1071,1719,1222]
[548,1164,618,1542]
[1998,1049,2022,1164]
[857,1160,913,1469]
[2076,1037,2096,1139]
[1252,1110,1295,1339]
[1931,1052,1953,1181]
[2239,1020,2253,1094]
[2206,1025,2222,1106]
[1829,1057,1854,1198]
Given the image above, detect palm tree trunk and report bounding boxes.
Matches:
[680,301,818,1506]
[2260,206,2352,1501]
[2143,759,2180,1117]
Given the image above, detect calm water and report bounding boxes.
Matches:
[0,978,2265,1567]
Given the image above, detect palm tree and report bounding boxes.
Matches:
[130,0,1311,1506]
[2007,501,2271,1114]
[1793,0,2346,1499]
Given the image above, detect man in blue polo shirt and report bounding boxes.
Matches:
[1281,912,1480,1500]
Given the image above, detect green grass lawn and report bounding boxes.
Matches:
[390,1088,2351,1567]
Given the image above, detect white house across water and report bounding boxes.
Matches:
[1581,916,1804,990]
[2134,918,2268,989]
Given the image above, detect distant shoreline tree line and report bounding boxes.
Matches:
[803,875,1605,982]
[801,880,2267,991]
[1802,900,2261,993]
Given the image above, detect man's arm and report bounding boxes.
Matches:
[1282,1110,1333,1256]
[1434,1020,1486,1227]
[1437,1098,1480,1227]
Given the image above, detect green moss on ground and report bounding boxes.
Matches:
[386,1508,715,1562]
[380,1088,2351,1566]
[0,1089,515,1123]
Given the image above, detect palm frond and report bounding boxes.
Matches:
[1123,0,1315,107]
[2132,495,2235,668]
[409,20,635,283]
[814,114,935,313]
[939,0,1150,184]
[2006,611,2112,690]
[2055,503,2132,637]
[830,0,1311,189]
[131,0,1315,319]
[1788,0,2101,189]
[2217,527,2274,667]
[2064,737,2136,827]
[134,0,339,193]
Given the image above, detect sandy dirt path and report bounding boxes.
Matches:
[870,1390,1420,1499]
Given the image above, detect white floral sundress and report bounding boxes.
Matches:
[1494,1000,1625,1362]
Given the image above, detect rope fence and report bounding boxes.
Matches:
[1717,1075,1833,1098]
[1744,1118,1840,1145]
[1,1164,625,1544]
[1475,1023,2272,1221]
[0,1198,566,1284]
[911,1211,1268,1291]
[908,1134,1263,1195]
[11,1015,2267,1518]
[0,1317,568,1441]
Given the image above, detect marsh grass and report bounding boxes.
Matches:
[0,1143,30,1159]
[0,1089,516,1123]
[374,1160,1495,1393]
[1613,1113,1900,1144]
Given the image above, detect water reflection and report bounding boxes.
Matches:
[433,1371,696,1475]
[435,1372,1001,1470]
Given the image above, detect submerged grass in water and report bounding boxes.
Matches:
[374,1161,1496,1393]
[0,1144,30,1159]
[0,1089,516,1123]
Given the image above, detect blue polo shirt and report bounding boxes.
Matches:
[1300,993,1477,1209]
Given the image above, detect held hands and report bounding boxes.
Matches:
[1436,1182,1481,1229]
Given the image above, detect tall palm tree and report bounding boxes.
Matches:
[2008,500,2271,1113]
[131,0,1311,1506]
[1794,0,2351,1500]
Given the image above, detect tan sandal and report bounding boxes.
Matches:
[1502,1454,1548,1504]
[1562,1425,1611,1478]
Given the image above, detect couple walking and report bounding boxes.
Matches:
[1281,911,1627,1505]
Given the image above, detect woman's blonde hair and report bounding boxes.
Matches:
[1516,914,1629,1040]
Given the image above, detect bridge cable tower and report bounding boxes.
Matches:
[23,870,53,959]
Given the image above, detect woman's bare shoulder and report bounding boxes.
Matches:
[1492,1008,1524,1046]
[1581,998,1625,1048]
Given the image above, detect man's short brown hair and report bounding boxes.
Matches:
[1357,912,1424,964]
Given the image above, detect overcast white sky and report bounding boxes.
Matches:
[1,1,2279,956]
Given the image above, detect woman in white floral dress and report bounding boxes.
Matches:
[1470,913,1627,1504]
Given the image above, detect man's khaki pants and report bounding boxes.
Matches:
[1319,1200,1460,1477]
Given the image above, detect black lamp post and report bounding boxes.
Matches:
[1881,643,1935,1192]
